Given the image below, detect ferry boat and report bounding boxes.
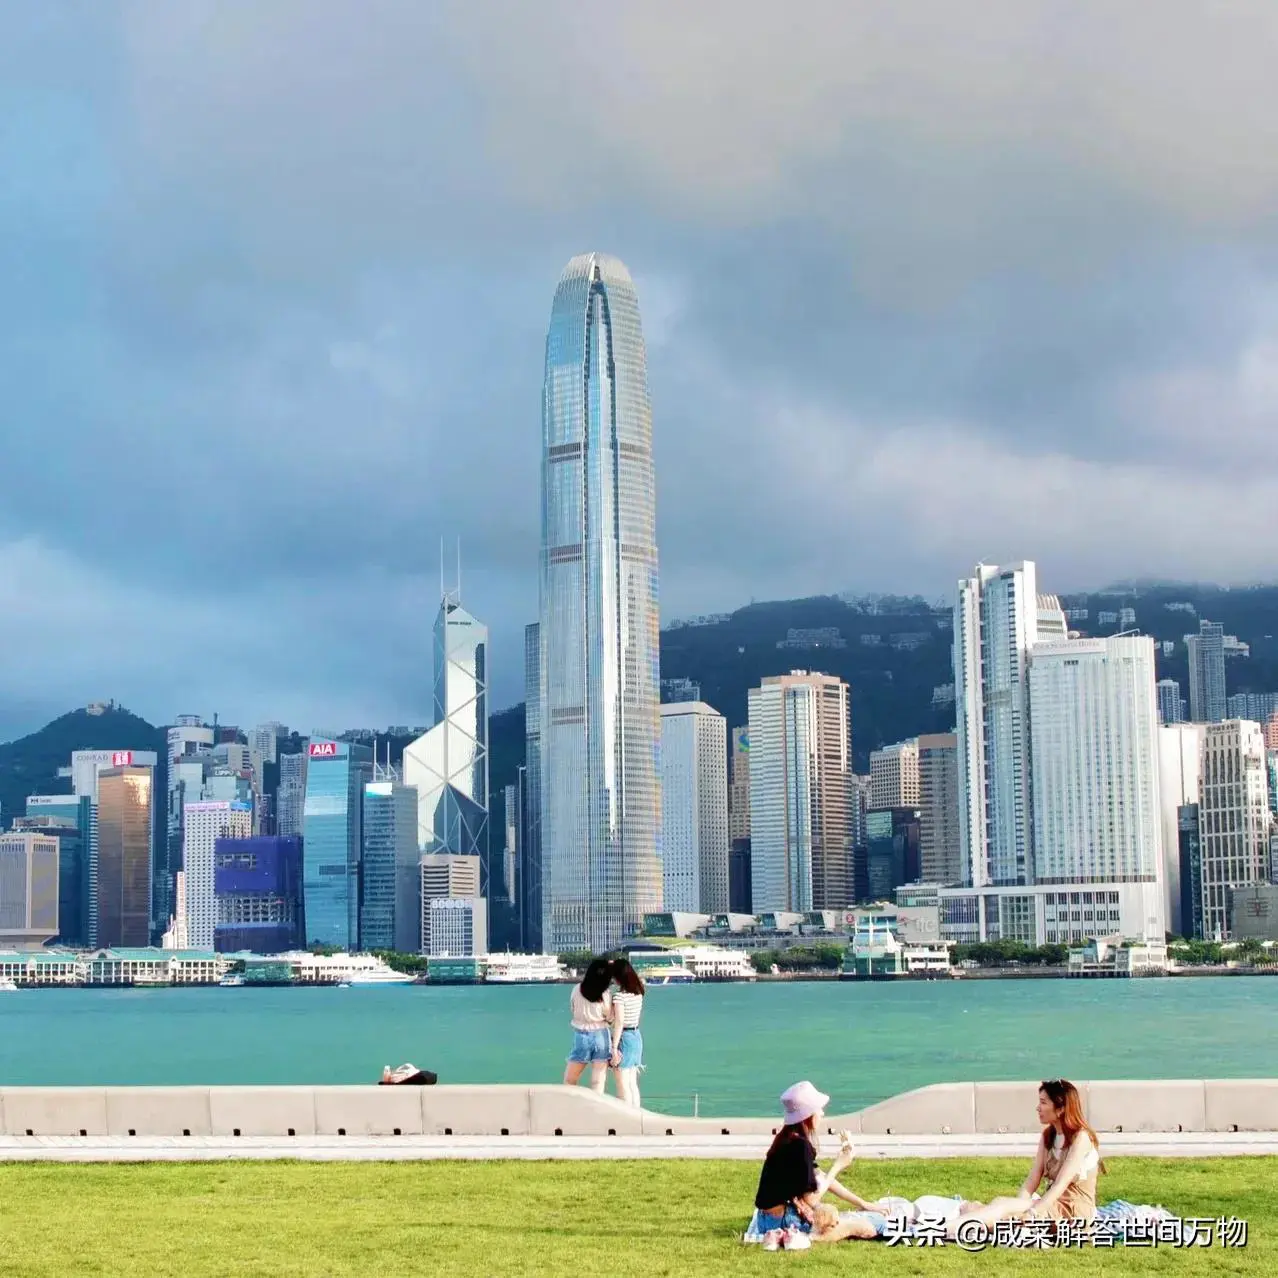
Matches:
[643,964,696,986]
[483,953,564,984]
[345,967,415,986]
[0,977,19,993]
[218,974,246,987]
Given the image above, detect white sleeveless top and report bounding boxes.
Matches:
[569,985,611,1030]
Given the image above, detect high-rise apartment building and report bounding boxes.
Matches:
[96,764,155,948]
[1157,679,1184,726]
[1158,723,1206,936]
[302,739,373,949]
[659,702,729,914]
[361,777,421,953]
[748,671,852,913]
[521,622,543,953]
[182,799,252,948]
[1187,621,1227,723]
[728,727,750,844]
[213,835,305,954]
[537,253,662,952]
[869,739,920,809]
[420,853,485,956]
[955,562,1065,886]
[276,751,307,838]
[1199,720,1272,938]
[917,733,962,885]
[402,591,490,876]
[0,832,59,948]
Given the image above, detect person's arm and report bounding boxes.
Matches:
[823,1179,879,1211]
[814,1145,854,1196]
[609,1000,623,1067]
[1027,1134,1092,1218]
[1018,1135,1050,1198]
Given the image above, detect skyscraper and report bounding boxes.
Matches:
[1028,636,1165,937]
[1157,679,1184,726]
[1158,722,1205,936]
[96,764,155,948]
[183,799,253,948]
[361,776,421,953]
[869,739,920,809]
[659,701,729,914]
[748,671,853,913]
[538,253,662,952]
[0,832,59,949]
[521,622,543,952]
[1187,620,1226,723]
[917,733,962,886]
[954,562,1065,887]
[302,739,372,949]
[402,591,489,875]
[214,835,305,954]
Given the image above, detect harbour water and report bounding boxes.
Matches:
[1,977,1274,1116]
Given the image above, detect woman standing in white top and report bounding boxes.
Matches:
[608,958,645,1107]
[563,958,619,1093]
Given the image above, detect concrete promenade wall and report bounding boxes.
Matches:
[1,1080,1276,1140]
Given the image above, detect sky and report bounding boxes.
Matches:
[4,2,1278,740]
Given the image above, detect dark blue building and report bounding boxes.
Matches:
[214,835,305,954]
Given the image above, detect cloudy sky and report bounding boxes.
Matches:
[4,2,1278,739]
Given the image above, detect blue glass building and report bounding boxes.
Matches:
[359,780,421,953]
[214,835,305,953]
[538,253,662,952]
[22,795,93,947]
[301,741,372,949]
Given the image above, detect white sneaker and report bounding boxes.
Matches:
[784,1229,811,1251]
[762,1230,783,1252]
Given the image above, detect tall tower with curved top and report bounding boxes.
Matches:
[538,253,662,952]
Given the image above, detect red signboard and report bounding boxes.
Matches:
[309,742,338,758]
[111,750,133,767]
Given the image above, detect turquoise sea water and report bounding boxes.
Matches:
[1,978,1275,1116]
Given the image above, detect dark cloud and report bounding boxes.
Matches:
[3,2,1278,736]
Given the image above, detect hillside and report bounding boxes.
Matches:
[0,705,166,822]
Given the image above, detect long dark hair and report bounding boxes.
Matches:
[579,957,613,1002]
[766,1115,816,1158]
[610,957,645,996]
[1039,1079,1105,1173]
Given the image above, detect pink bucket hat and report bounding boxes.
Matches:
[780,1080,830,1126]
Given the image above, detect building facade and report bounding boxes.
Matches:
[537,253,662,952]
[748,671,852,913]
[182,799,253,949]
[1158,723,1205,936]
[869,739,920,810]
[95,765,155,948]
[521,621,543,953]
[0,832,59,948]
[1157,679,1184,726]
[659,701,729,914]
[954,562,1066,887]
[360,778,421,953]
[917,733,962,886]
[23,794,93,947]
[301,739,373,950]
[865,808,921,902]
[213,835,305,953]
[1198,720,1272,938]
[1187,620,1227,723]
[420,853,485,956]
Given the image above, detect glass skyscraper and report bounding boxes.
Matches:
[538,253,662,951]
[360,778,421,953]
[302,740,372,949]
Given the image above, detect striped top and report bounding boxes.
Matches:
[613,991,644,1028]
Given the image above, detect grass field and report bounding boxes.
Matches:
[0,1157,1271,1276]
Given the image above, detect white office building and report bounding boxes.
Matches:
[0,833,60,949]
[1028,637,1163,910]
[1199,721,1272,939]
[869,739,920,810]
[748,671,853,912]
[182,800,252,948]
[954,562,1065,887]
[659,701,729,914]
[419,853,486,956]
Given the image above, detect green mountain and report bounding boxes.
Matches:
[0,705,166,823]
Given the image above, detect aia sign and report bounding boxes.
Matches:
[309,741,339,758]
[111,750,133,767]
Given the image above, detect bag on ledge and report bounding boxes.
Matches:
[379,1063,438,1085]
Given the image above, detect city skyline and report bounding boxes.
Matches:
[7,6,1278,739]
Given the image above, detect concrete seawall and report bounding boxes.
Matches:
[2,1079,1276,1140]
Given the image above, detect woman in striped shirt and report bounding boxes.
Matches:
[608,958,645,1107]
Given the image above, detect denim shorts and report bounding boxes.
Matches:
[618,1027,643,1069]
[748,1206,811,1238]
[567,1028,612,1063]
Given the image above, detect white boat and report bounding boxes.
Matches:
[219,974,246,987]
[343,969,415,986]
[644,964,696,986]
[0,977,19,993]
[482,953,565,984]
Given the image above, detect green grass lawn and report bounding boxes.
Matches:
[0,1157,1271,1277]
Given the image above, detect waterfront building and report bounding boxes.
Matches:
[21,794,93,946]
[301,739,373,950]
[424,896,487,958]
[1187,621,1227,723]
[360,777,421,953]
[954,562,1065,886]
[521,621,543,953]
[402,590,490,881]
[1198,720,1272,939]
[1158,723,1206,936]
[420,853,485,956]
[85,948,228,986]
[869,739,920,810]
[748,671,853,913]
[182,800,253,948]
[537,253,662,952]
[1066,935,1169,977]
[96,764,156,948]
[1157,679,1185,726]
[917,734,962,887]
[1028,637,1163,936]
[659,701,729,914]
[0,832,59,949]
[213,835,305,954]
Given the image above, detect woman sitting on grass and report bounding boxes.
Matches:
[948,1078,1103,1238]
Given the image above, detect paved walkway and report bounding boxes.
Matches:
[2,1131,1275,1163]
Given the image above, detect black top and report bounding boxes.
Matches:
[754,1133,818,1210]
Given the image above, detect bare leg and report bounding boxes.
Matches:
[588,1060,607,1093]
[947,1195,1033,1239]
[563,1061,587,1086]
[620,1067,640,1108]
